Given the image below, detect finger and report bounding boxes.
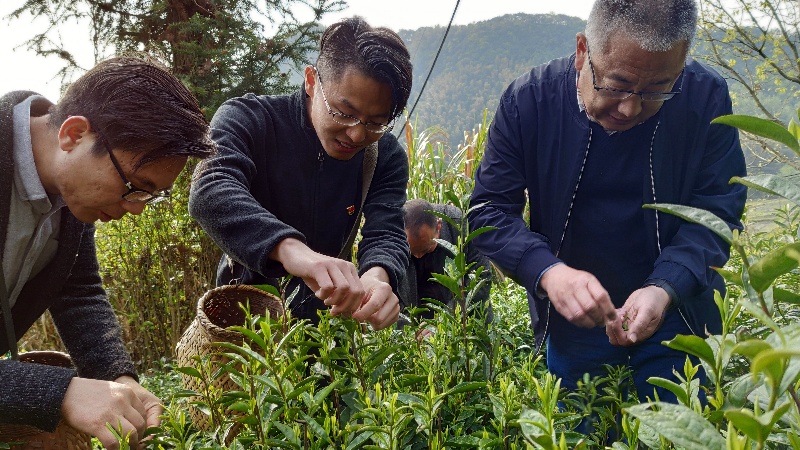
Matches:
[568,287,604,328]
[314,267,339,304]
[145,401,164,430]
[605,316,624,346]
[366,298,400,330]
[352,287,381,321]
[586,279,617,323]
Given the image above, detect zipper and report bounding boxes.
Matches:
[311,150,324,247]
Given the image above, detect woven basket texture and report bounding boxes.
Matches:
[0,351,92,450]
[175,284,284,431]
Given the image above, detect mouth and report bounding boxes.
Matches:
[335,139,361,153]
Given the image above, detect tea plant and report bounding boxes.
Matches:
[625,112,800,449]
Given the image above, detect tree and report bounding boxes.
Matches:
[698,0,800,170]
[7,0,345,115]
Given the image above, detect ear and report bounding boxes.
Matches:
[57,116,91,152]
[304,65,317,99]
[575,33,588,72]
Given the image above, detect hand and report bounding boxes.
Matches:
[271,238,365,316]
[61,376,157,450]
[352,267,400,330]
[539,264,617,328]
[415,323,435,341]
[114,376,163,439]
[606,285,671,346]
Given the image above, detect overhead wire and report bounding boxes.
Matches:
[396,0,461,138]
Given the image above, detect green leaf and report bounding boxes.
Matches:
[445,381,487,396]
[174,366,202,379]
[752,349,800,388]
[748,242,800,292]
[712,114,800,154]
[431,273,461,296]
[249,283,281,297]
[774,287,800,305]
[789,118,800,141]
[464,226,496,246]
[300,412,333,445]
[625,402,725,450]
[647,377,688,405]
[643,203,732,244]
[730,175,800,206]
[726,403,791,443]
[732,339,773,360]
[663,334,715,368]
[714,267,742,285]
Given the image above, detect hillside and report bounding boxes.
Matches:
[397,13,584,147]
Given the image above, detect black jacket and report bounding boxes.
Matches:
[189,89,409,321]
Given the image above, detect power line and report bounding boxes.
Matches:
[396,0,461,138]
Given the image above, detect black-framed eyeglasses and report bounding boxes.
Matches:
[587,49,683,102]
[98,132,171,204]
[314,67,394,134]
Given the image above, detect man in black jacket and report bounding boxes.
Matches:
[0,57,215,449]
[399,199,493,337]
[190,17,413,330]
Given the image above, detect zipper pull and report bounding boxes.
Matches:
[318,150,324,172]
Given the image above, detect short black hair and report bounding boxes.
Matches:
[49,56,215,170]
[316,16,413,120]
[403,199,438,232]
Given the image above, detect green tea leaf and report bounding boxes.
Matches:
[663,334,715,368]
[643,204,733,244]
[730,174,800,206]
[712,115,800,154]
[625,402,725,450]
[748,242,800,292]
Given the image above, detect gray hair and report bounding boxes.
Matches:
[585,0,697,53]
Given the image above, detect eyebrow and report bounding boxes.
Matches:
[336,97,392,122]
[607,72,676,87]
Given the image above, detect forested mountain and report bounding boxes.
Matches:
[396,13,584,147]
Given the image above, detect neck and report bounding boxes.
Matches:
[29,115,61,196]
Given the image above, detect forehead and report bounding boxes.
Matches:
[321,67,393,119]
[592,33,686,83]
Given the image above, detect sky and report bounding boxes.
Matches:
[0,0,594,100]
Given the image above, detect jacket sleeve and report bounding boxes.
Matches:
[355,135,409,292]
[468,85,561,295]
[0,226,136,432]
[189,96,304,277]
[0,359,75,431]
[646,85,747,305]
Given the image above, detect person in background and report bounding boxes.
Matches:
[399,199,492,338]
[0,56,215,449]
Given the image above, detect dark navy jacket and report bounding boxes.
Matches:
[469,55,747,348]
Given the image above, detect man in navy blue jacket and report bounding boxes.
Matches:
[469,0,746,402]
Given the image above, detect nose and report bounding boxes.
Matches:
[121,200,147,216]
[616,94,643,118]
[345,123,367,144]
